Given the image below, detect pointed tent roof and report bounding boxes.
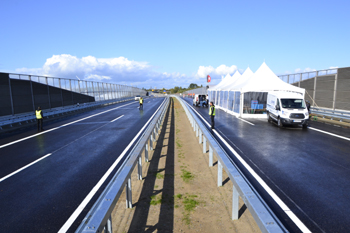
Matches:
[209,73,233,91]
[221,71,242,90]
[223,68,253,91]
[233,62,305,95]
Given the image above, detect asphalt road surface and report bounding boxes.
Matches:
[0,97,165,232]
[182,97,350,233]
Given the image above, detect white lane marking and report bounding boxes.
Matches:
[0,153,52,182]
[0,102,137,150]
[309,127,350,141]
[237,117,255,125]
[111,115,124,122]
[186,101,311,233]
[58,98,166,233]
[185,100,254,125]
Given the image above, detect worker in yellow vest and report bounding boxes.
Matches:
[139,97,144,110]
[209,102,215,129]
[35,106,44,132]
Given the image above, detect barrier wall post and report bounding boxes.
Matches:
[8,77,14,115]
[29,75,35,111]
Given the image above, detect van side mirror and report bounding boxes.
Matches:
[275,105,280,111]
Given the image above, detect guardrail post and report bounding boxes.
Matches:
[126,177,132,208]
[150,136,153,150]
[153,127,157,140]
[138,155,142,180]
[145,144,149,162]
[104,216,112,233]
[203,137,207,154]
[196,124,199,137]
[218,161,223,187]
[199,130,202,144]
[209,146,213,167]
[232,185,239,220]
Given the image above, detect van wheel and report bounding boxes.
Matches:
[302,123,308,129]
[267,112,271,123]
[277,118,283,127]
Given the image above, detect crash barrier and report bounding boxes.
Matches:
[0,97,140,130]
[75,97,170,233]
[174,96,287,233]
[311,107,350,122]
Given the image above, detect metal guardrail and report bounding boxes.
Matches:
[0,97,143,129]
[174,96,287,233]
[75,97,169,233]
[311,107,350,122]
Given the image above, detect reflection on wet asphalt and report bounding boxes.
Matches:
[0,97,165,232]
[182,97,350,233]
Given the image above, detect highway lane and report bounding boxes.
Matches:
[0,97,165,232]
[182,97,350,233]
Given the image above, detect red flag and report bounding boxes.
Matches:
[207,75,211,83]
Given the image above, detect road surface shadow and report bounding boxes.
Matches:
[128,98,175,232]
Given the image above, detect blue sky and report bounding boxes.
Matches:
[0,0,349,88]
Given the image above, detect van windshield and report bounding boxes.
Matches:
[281,99,306,109]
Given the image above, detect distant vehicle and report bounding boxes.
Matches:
[135,95,141,101]
[192,94,208,107]
[266,91,309,128]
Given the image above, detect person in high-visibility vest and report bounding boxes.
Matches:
[139,97,143,110]
[35,106,44,132]
[209,101,215,129]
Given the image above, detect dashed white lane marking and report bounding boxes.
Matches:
[111,115,124,122]
[0,153,52,182]
[0,102,137,150]
[58,98,167,233]
[309,127,350,141]
[185,100,311,233]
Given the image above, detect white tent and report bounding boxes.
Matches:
[232,62,305,95]
[226,67,254,90]
[209,73,232,90]
[220,71,241,90]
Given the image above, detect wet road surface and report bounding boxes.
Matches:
[182,97,350,233]
[0,97,165,232]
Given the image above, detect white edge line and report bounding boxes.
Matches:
[0,153,52,182]
[237,117,255,125]
[309,127,350,141]
[0,102,136,149]
[111,115,124,122]
[58,98,166,233]
[185,101,311,233]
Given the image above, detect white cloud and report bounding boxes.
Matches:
[15,54,189,88]
[294,67,316,73]
[195,64,238,80]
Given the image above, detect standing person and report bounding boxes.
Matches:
[139,97,143,110]
[206,94,209,107]
[35,106,43,132]
[209,101,215,129]
[306,100,311,113]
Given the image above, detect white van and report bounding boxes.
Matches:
[193,94,208,107]
[266,91,309,128]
